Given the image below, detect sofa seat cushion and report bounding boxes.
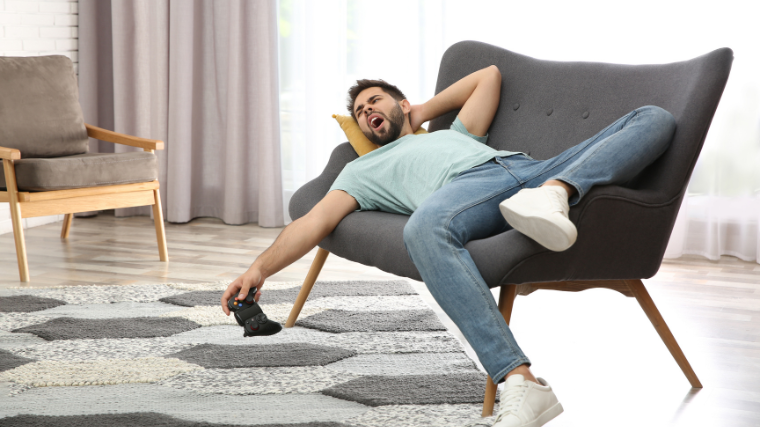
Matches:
[1,152,157,191]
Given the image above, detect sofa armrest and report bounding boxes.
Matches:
[0,146,21,160]
[85,124,164,151]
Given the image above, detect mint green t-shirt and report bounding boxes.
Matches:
[329,117,522,215]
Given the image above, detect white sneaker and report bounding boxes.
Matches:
[493,374,564,427]
[499,186,577,251]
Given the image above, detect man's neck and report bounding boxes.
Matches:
[397,121,415,139]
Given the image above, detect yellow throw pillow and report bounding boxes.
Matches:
[332,114,428,157]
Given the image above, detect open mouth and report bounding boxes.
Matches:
[368,114,385,130]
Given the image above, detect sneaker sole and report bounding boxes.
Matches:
[499,202,577,252]
[530,402,564,427]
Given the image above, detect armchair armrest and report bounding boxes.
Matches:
[0,146,21,160]
[85,124,165,151]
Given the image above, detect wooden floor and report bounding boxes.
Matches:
[1,213,759,427]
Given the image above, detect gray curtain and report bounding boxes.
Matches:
[78,0,284,227]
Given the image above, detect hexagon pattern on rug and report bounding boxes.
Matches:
[159,304,326,327]
[0,295,66,313]
[296,310,446,333]
[159,366,361,395]
[0,348,35,372]
[0,280,491,426]
[322,372,489,406]
[1,357,202,387]
[11,317,201,340]
[166,343,356,368]
[160,280,416,307]
[0,413,354,427]
[325,353,479,376]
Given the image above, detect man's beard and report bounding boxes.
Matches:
[363,102,405,146]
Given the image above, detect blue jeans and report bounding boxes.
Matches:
[402,106,675,382]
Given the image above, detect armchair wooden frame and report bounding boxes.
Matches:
[1,124,168,282]
[285,249,702,417]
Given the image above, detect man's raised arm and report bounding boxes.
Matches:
[221,190,359,314]
[410,65,501,137]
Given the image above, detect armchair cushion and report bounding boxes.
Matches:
[0,152,157,191]
[0,56,89,159]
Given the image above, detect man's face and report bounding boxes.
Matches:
[353,87,406,146]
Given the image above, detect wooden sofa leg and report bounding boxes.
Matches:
[626,279,702,388]
[3,159,29,282]
[152,188,168,262]
[61,213,73,239]
[286,247,330,327]
[483,284,519,417]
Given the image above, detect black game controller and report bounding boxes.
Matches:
[227,287,282,337]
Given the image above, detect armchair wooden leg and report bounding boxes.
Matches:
[286,247,330,327]
[61,213,73,239]
[483,284,519,417]
[152,188,168,262]
[626,279,702,388]
[3,159,29,282]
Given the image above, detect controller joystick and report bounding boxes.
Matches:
[226,287,282,337]
[244,312,280,337]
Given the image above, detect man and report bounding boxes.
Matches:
[222,66,675,427]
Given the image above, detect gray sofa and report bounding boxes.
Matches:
[290,41,732,286]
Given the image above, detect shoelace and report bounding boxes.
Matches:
[544,187,570,215]
[494,383,528,423]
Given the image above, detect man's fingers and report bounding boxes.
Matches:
[221,279,243,316]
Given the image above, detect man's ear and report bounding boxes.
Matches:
[400,99,412,114]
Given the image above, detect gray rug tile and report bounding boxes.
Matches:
[0,383,370,424]
[158,366,361,395]
[160,291,223,307]
[0,413,352,427]
[0,349,35,372]
[12,317,201,340]
[325,353,479,376]
[0,296,66,313]
[297,310,446,333]
[322,373,489,406]
[166,343,356,368]
[160,280,416,307]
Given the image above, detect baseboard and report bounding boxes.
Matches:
[0,215,64,236]
[0,218,11,236]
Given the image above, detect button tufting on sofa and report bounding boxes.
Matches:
[582,111,589,119]
[513,103,520,110]
[546,108,553,116]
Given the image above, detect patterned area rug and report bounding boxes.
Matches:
[0,280,498,426]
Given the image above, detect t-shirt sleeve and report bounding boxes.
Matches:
[450,116,489,144]
[328,165,377,211]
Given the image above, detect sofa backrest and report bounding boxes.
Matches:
[0,55,89,158]
[429,42,733,204]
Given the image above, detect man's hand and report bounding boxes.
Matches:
[221,269,263,316]
[219,190,358,316]
[410,104,426,132]
[416,65,501,137]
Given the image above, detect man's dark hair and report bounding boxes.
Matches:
[347,79,407,120]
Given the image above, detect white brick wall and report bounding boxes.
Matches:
[1,0,79,236]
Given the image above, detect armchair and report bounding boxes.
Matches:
[285,42,733,416]
[1,55,168,282]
